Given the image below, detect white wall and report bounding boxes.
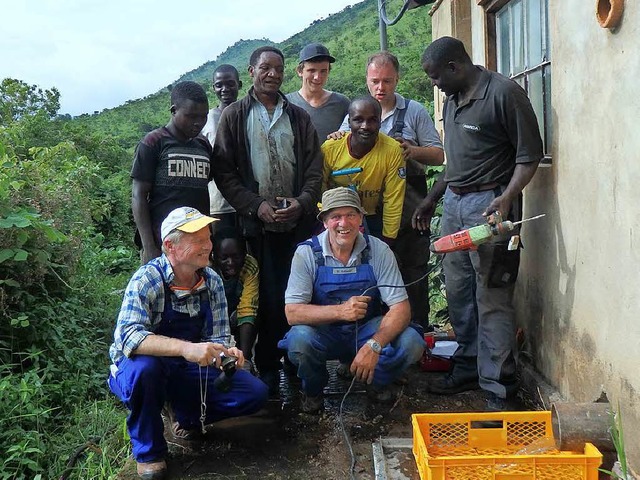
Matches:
[432,0,640,467]
[519,0,640,465]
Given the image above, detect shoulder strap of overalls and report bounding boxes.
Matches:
[389,99,411,137]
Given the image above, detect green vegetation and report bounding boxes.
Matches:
[1,1,440,477]
[0,78,135,479]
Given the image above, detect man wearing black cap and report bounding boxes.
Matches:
[286,43,350,144]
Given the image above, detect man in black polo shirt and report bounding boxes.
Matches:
[414,36,543,411]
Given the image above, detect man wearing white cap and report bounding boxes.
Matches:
[278,188,424,413]
[108,207,268,480]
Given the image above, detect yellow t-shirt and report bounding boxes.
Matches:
[321,133,406,239]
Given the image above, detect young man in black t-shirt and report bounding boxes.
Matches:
[132,81,212,263]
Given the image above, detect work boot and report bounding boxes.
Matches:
[300,392,324,414]
[428,374,480,395]
[136,459,167,480]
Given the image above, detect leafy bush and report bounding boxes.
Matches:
[0,78,136,479]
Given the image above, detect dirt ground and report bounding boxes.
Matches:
[118,360,534,480]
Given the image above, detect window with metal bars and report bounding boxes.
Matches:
[496,0,552,163]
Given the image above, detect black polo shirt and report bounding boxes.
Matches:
[443,67,543,187]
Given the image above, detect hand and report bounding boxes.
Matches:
[225,347,245,369]
[394,136,418,161]
[182,342,226,367]
[273,197,303,223]
[339,296,371,322]
[350,343,380,384]
[482,195,512,221]
[327,130,347,141]
[412,197,436,232]
[141,244,161,264]
[257,200,277,224]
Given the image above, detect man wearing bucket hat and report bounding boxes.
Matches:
[286,43,350,144]
[108,207,268,479]
[278,188,424,413]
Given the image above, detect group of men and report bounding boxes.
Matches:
[109,36,543,479]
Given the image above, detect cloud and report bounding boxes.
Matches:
[0,0,358,115]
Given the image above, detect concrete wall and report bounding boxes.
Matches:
[521,0,640,465]
[431,0,640,467]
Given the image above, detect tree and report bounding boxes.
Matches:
[0,78,60,125]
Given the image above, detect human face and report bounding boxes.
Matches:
[422,61,459,97]
[249,52,284,97]
[366,62,399,107]
[171,99,208,139]
[323,207,363,251]
[213,238,246,280]
[213,71,241,106]
[348,101,381,148]
[169,227,212,270]
[297,60,331,93]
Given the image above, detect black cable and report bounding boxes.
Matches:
[378,0,412,26]
[339,267,432,479]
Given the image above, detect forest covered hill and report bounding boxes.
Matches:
[77,0,434,149]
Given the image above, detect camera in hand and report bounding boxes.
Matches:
[213,354,237,392]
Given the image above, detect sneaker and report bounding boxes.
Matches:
[336,362,353,380]
[366,384,395,404]
[136,459,167,480]
[300,392,324,413]
[428,374,480,395]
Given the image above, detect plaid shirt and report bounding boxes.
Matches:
[109,255,230,371]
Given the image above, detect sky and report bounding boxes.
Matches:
[1,0,360,116]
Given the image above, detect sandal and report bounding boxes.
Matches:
[170,421,202,441]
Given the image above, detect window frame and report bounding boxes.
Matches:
[478,0,552,164]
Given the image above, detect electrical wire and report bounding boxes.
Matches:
[378,0,412,26]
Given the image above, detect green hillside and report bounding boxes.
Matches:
[78,0,434,149]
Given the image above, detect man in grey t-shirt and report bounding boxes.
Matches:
[286,43,349,144]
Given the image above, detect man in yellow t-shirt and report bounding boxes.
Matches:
[322,96,406,243]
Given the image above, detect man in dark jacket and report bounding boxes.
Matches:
[212,46,323,395]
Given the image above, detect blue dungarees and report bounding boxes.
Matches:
[278,235,424,396]
[108,266,268,463]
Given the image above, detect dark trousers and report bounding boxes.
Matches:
[248,230,301,374]
[395,225,431,328]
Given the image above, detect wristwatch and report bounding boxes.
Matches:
[366,338,382,354]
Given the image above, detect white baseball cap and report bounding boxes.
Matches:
[160,207,217,241]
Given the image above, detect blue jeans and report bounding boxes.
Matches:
[442,188,519,398]
[278,316,424,396]
[108,355,268,462]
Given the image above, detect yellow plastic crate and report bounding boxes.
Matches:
[412,411,602,480]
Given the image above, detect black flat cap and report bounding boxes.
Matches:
[299,43,336,63]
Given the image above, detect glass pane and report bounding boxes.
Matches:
[543,66,552,154]
[512,0,525,74]
[528,70,544,147]
[497,9,511,75]
[543,0,551,61]
[527,0,543,66]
